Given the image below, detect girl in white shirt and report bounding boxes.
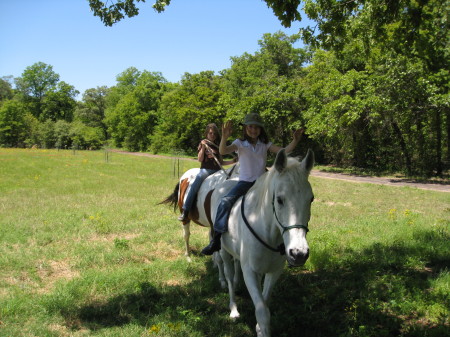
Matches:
[201,113,304,255]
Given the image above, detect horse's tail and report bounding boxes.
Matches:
[158,182,180,212]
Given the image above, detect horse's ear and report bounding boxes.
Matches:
[275,148,287,173]
[301,149,314,174]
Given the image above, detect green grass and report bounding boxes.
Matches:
[0,148,449,337]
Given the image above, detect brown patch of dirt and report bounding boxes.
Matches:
[150,241,184,261]
[36,259,80,294]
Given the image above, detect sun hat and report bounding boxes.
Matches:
[242,113,264,127]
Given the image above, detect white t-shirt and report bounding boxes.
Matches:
[232,139,272,182]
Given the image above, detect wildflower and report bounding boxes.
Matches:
[149,324,161,334]
[168,322,182,332]
[388,208,397,220]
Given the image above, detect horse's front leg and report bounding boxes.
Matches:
[242,266,270,337]
[233,259,241,290]
[213,252,227,289]
[220,249,239,319]
[262,269,283,304]
[182,222,191,261]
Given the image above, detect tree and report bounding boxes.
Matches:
[69,121,105,150]
[368,53,448,176]
[36,120,56,149]
[89,0,153,26]
[75,86,110,138]
[301,49,374,167]
[104,69,167,151]
[41,81,79,122]
[0,100,28,147]
[219,32,309,152]
[15,62,59,100]
[0,76,14,102]
[15,62,60,119]
[151,71,224,154]
[88,0,302,27]
[54,120,72,149]
[294,0,449,175]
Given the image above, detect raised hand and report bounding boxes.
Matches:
[222,121,233,139]
[293,128,305,142]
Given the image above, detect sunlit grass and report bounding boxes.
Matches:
[0,148,448,336]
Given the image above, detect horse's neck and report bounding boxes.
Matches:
[246,187,280,242]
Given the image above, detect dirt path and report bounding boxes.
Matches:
[111,149,450,193]
[310,170,449,193]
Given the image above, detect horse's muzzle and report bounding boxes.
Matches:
[287,248,309,267]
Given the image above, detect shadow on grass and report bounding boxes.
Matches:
[56,261,255,336]
[271,229,450,337]
[53,229,449,337]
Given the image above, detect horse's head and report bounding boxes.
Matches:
[271,148,314,267]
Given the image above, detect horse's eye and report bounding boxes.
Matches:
[277,196,284,206]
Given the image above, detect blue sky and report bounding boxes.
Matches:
[0,0,309,97]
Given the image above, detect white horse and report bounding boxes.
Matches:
[215,149,314,337]
[160,163,240,287]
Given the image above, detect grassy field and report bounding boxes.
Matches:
[0,148,449,337]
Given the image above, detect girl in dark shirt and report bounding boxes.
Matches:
[178,123,236,221]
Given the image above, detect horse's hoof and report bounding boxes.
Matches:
[230,310,240,320]
[256,324,262,337]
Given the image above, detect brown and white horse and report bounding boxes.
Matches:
[160,164,240,287]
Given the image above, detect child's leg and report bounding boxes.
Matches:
[183,169,215,211]
[213,181,254,233]
[202,180,254,255]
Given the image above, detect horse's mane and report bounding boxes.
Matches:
[249,157,307,210]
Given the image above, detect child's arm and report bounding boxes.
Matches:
[269,128,305,154]
[222,157,238,165]
[197,140,206,162]
[284,128,304,153]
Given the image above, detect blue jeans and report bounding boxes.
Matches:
[183,169,218,212]
[213,180,255,234]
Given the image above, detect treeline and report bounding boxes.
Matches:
[1,30,448,176]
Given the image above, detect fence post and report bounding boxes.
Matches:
[172,150,183,178]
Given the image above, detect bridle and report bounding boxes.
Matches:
[241,192,309,256]
[272,193,310,234]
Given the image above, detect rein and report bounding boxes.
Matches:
[202,140,236,179]
[241,194,285,255]
[241,192,309,256]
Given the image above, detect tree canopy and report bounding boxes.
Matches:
[1,3,449,176]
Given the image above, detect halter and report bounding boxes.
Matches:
[272,193,310,234]
[241,192,309,256]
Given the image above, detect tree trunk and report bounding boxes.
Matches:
[446,106,450,167]
[392,121,412,176]
[435,107,443,176]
